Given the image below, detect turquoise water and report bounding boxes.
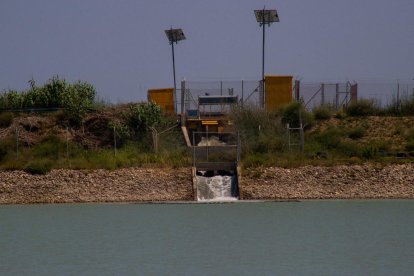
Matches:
[1,201,414,275]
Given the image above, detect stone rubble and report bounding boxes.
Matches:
[0,168,193,204]
[0,163,413,204]
[240,163,414,200]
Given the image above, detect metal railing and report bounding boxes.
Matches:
[192,131,240,169]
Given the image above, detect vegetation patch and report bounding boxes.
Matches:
[1,77,414,170]
[313,105,333,120]
[24,159,54,175]
[280,101,314,129]
[0,112,14,128]
[348,127,366,140]
[0,76,96,126]
[346,99,379,117]
[406,128,414,152]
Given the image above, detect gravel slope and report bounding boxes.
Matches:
[1,164,413,204]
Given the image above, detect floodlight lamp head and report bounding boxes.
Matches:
[165,28,186,44]
[254,9,279,26]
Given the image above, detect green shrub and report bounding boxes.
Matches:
[336,141,361,157]
[406,129,414,151]
[406,128,414,140]
[280,101,314,129]
[406,141,414,152]
[62,81,96,125]
[314,127,344,149]
[335,111,347,119]
[128,102,163,132]
[346,99,379,117]
[348,127,366,140]
[108,121,132,146]
[313,105,332,120]
[242,154,266,167]
[231,106,283,156]
[33,135,65,159]
[400,97,414,116]
[231,106,280,137]
[24,159,54,175]
[361,145,378,159]
[0,76,96,125]
[0,147,7,161]
[0,159,25,170]
[0,112,13,128]
[0,137,15,161]
[385,94,414,116]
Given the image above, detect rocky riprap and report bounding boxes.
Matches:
[0,167,193,204]
[1,164,414,204]
[240,163,414,200]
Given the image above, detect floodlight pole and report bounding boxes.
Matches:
[255,8,279,108]
[171,38,177,112]
[262,9,266,87]
[165,27,185,114]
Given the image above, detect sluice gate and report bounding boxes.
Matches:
[189,131,241,201]
[180,94,241,201]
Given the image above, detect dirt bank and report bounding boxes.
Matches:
[1,163,413,204]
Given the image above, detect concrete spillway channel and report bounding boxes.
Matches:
[192,164,240,202]
[182,126,241,201]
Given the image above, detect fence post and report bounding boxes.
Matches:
[397,80,400,110]
[286,124,290,151]
[206,126,209,162]
[321,83,325,106]
[335,83,339,110]
[181,80,186,126]
[241,80,244,107]
[300,123,304,153]
[192,132,196,167]
[237,132,241,164]
[15,127,19,159]
[66,127,69,159]
[113,126,117,156]
[149,127,158,153]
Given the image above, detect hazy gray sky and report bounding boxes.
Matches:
[1,0,413,102]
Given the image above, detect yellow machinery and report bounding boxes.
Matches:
[147,88,175,115]
[265,75,293,110]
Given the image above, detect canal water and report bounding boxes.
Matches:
[1,201,414,275]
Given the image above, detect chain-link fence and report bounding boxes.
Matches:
[300,80,414,110]
[175,79,414,114]
[192,132,240,169]
[300,82,355,110]
[181,80,262,115]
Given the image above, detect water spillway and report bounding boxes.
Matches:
[196,174,238,201]
[188,130,241,202]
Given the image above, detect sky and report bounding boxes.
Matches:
[1,0,414,102]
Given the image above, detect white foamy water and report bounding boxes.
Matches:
[196,175,238,201]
